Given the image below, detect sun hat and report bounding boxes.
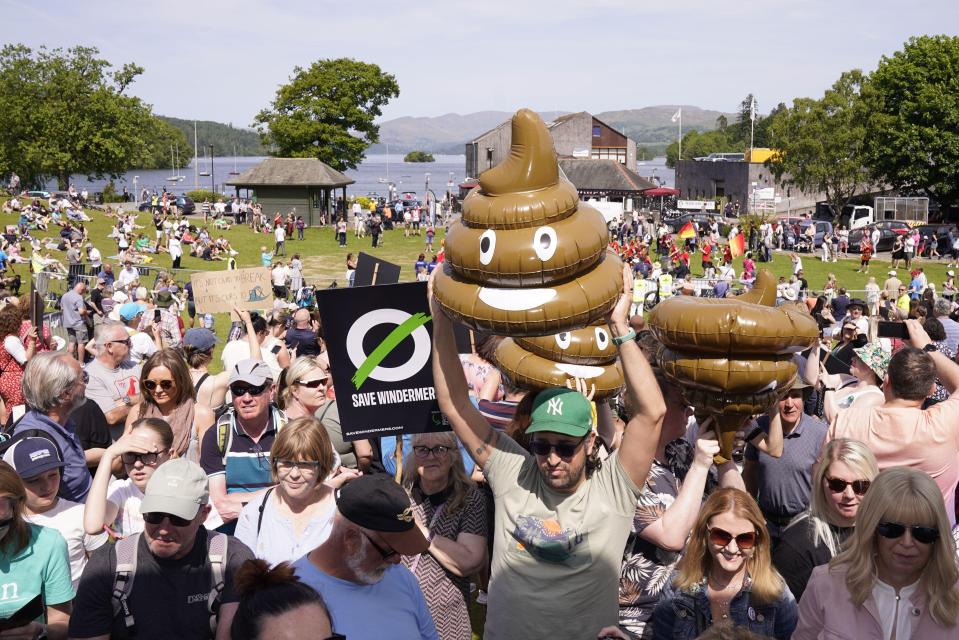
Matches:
[140,459,209,521]
[119,302,147,321]
[229,358,273,385]
[525,388,593,438]
[853,342,892,381]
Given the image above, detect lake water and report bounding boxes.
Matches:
[41,153,673,199]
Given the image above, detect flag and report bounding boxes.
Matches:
[678,221,696,239]
[671,108,681,123]
[750,97,757,122]
[730,233,745,258]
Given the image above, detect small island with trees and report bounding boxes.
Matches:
[404,150,435,162]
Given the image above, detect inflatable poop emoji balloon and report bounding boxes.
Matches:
[492,322,625,399]
[433,108,623,336]
[647,270,819,463]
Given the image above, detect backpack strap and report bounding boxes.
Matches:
[111,533,141,634]
[193,372,210,394]
[206,532,228,634]
[216,412,234,466]
[256,487,275,536]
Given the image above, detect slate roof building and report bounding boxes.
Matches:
[225,157,354,226]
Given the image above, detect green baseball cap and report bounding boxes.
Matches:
[525,388,593,438]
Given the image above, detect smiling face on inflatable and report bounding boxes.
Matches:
[433,108,623,336]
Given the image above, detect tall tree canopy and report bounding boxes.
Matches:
[253,58,399,171]
[766,70,872,217]
[861,35,959,208]
[0,44,154,189]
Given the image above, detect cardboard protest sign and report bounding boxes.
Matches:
[353,252,401,287]
[191,267,273,314]
[317,281,445,441]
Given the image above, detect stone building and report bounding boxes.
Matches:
[465,112,637,179]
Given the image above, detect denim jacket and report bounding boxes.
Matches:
[651,574,798,640]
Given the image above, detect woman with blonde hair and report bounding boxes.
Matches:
[234,416,339,567]
[401,430,488,640]
[652,488,797,639]
[794,467,959,639]
[773,439,879,600]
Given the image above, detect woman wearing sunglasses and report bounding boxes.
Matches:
[794,467,959,639]
[83,417,175,538]
[772,439,879,600]
[234,416,338,567]
[400,431,488,640]
[652,488,798,640]
[125,348,215,463]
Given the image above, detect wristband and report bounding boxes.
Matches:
[611,329,636,346]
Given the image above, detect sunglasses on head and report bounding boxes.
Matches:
[143,511,193,527]
[529,439,583,458]
[143,379,175,392]
[295,378,328,389]
[708,526,757,550]
[876,521,940,545]
[230,382,268,398]
[825,477,871,495]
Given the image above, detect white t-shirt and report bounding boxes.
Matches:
[106,478,224,538]
[25,498,108,586]
[221,339,251,373]
[235,491,336,567]
[3,335,26,364]
[275,226,286,242]
[125,329,158,364]
[272,266,290,287]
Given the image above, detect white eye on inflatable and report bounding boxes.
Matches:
[594,327,611,351]
[479,229,496,266]
[533,226,558,262]
[555,332,572,349]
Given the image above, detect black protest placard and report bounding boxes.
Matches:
[353,252,401,287]
[317,281,445,441]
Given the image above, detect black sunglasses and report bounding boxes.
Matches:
[876,521,940,545]
[295,378,328,389]
[530,439,583,458]
[121,452,160,466]
[143,511,193,527]
[230,382,268,397]
[360,530,398,560]
[825,477,871,495]
[143,379,175,392]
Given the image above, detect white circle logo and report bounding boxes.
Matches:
[345,309,431,383]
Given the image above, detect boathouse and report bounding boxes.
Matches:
[225,157,354,226]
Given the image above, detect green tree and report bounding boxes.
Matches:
[766,70,872,219]
[137,117,194,171]
[861,35,959,208]
[404,150,434,162]
[665,129,739,167]
[253,58,400,171]
[0,44,153,189]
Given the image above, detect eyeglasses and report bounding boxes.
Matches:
[295,378,328,389]
[825,477,871,495]
[876,521,940,545]
[708,526,757,550]
[75,371,89,385]
[274,459,321,474]
[121,452,160,466]
[412,445,451,458]
[360,530,398,560]
[143,511,193,527]
[529,439,584,459]
[230,383,269,397]
[143,379,175,392]
[108,338,132,347]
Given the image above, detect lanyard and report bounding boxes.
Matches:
[409,502,445,574]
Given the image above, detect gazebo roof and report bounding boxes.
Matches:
[226,157,355,188]
[558,158,656,193]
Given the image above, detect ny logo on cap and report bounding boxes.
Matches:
[546,397,564,416]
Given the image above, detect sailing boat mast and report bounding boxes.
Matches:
[194,121,199,190]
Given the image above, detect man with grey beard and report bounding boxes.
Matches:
[293,475,439,639]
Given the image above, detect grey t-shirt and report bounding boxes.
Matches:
[482,434,642,640]
[60,290,85,329]
[84,358,143,432]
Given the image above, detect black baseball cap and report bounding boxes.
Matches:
[336,474,428,555]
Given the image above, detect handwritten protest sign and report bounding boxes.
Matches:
[191,267,273,314]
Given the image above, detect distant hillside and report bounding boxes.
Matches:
[370,106,731,155]
[158,116,267,157]
[370,110,570,155]
[594,105,734,143]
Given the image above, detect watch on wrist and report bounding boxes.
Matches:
[611,329,637,346]
[923,343,939,353]
[123,396,133,406]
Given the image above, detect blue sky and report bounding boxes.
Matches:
[3,0,957,124]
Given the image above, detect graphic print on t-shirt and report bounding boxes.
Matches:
[511,514,587,564]
[114,376,139,398]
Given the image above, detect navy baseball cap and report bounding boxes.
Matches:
[3,437,64,480]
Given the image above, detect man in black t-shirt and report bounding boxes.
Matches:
[284,308,321,357]
[69,460,253,640]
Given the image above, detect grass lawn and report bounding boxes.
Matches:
[2,198,445,371]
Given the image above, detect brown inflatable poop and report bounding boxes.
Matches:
[647,270,819,462]
[492,323,625,399]
[433,108,623,336]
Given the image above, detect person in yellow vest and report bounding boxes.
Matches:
[896,285,911,318]
[631,277,648,316]
[658,272,674,300]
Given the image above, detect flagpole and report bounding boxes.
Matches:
[678,108,683,164]
[749,98,756,159]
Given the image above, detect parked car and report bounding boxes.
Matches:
[665,212,714,234]
[847,220,910,253]
[138,195,196,215]
[25,190,51,199]
[914,224,956,256]
[797,220,834,249]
